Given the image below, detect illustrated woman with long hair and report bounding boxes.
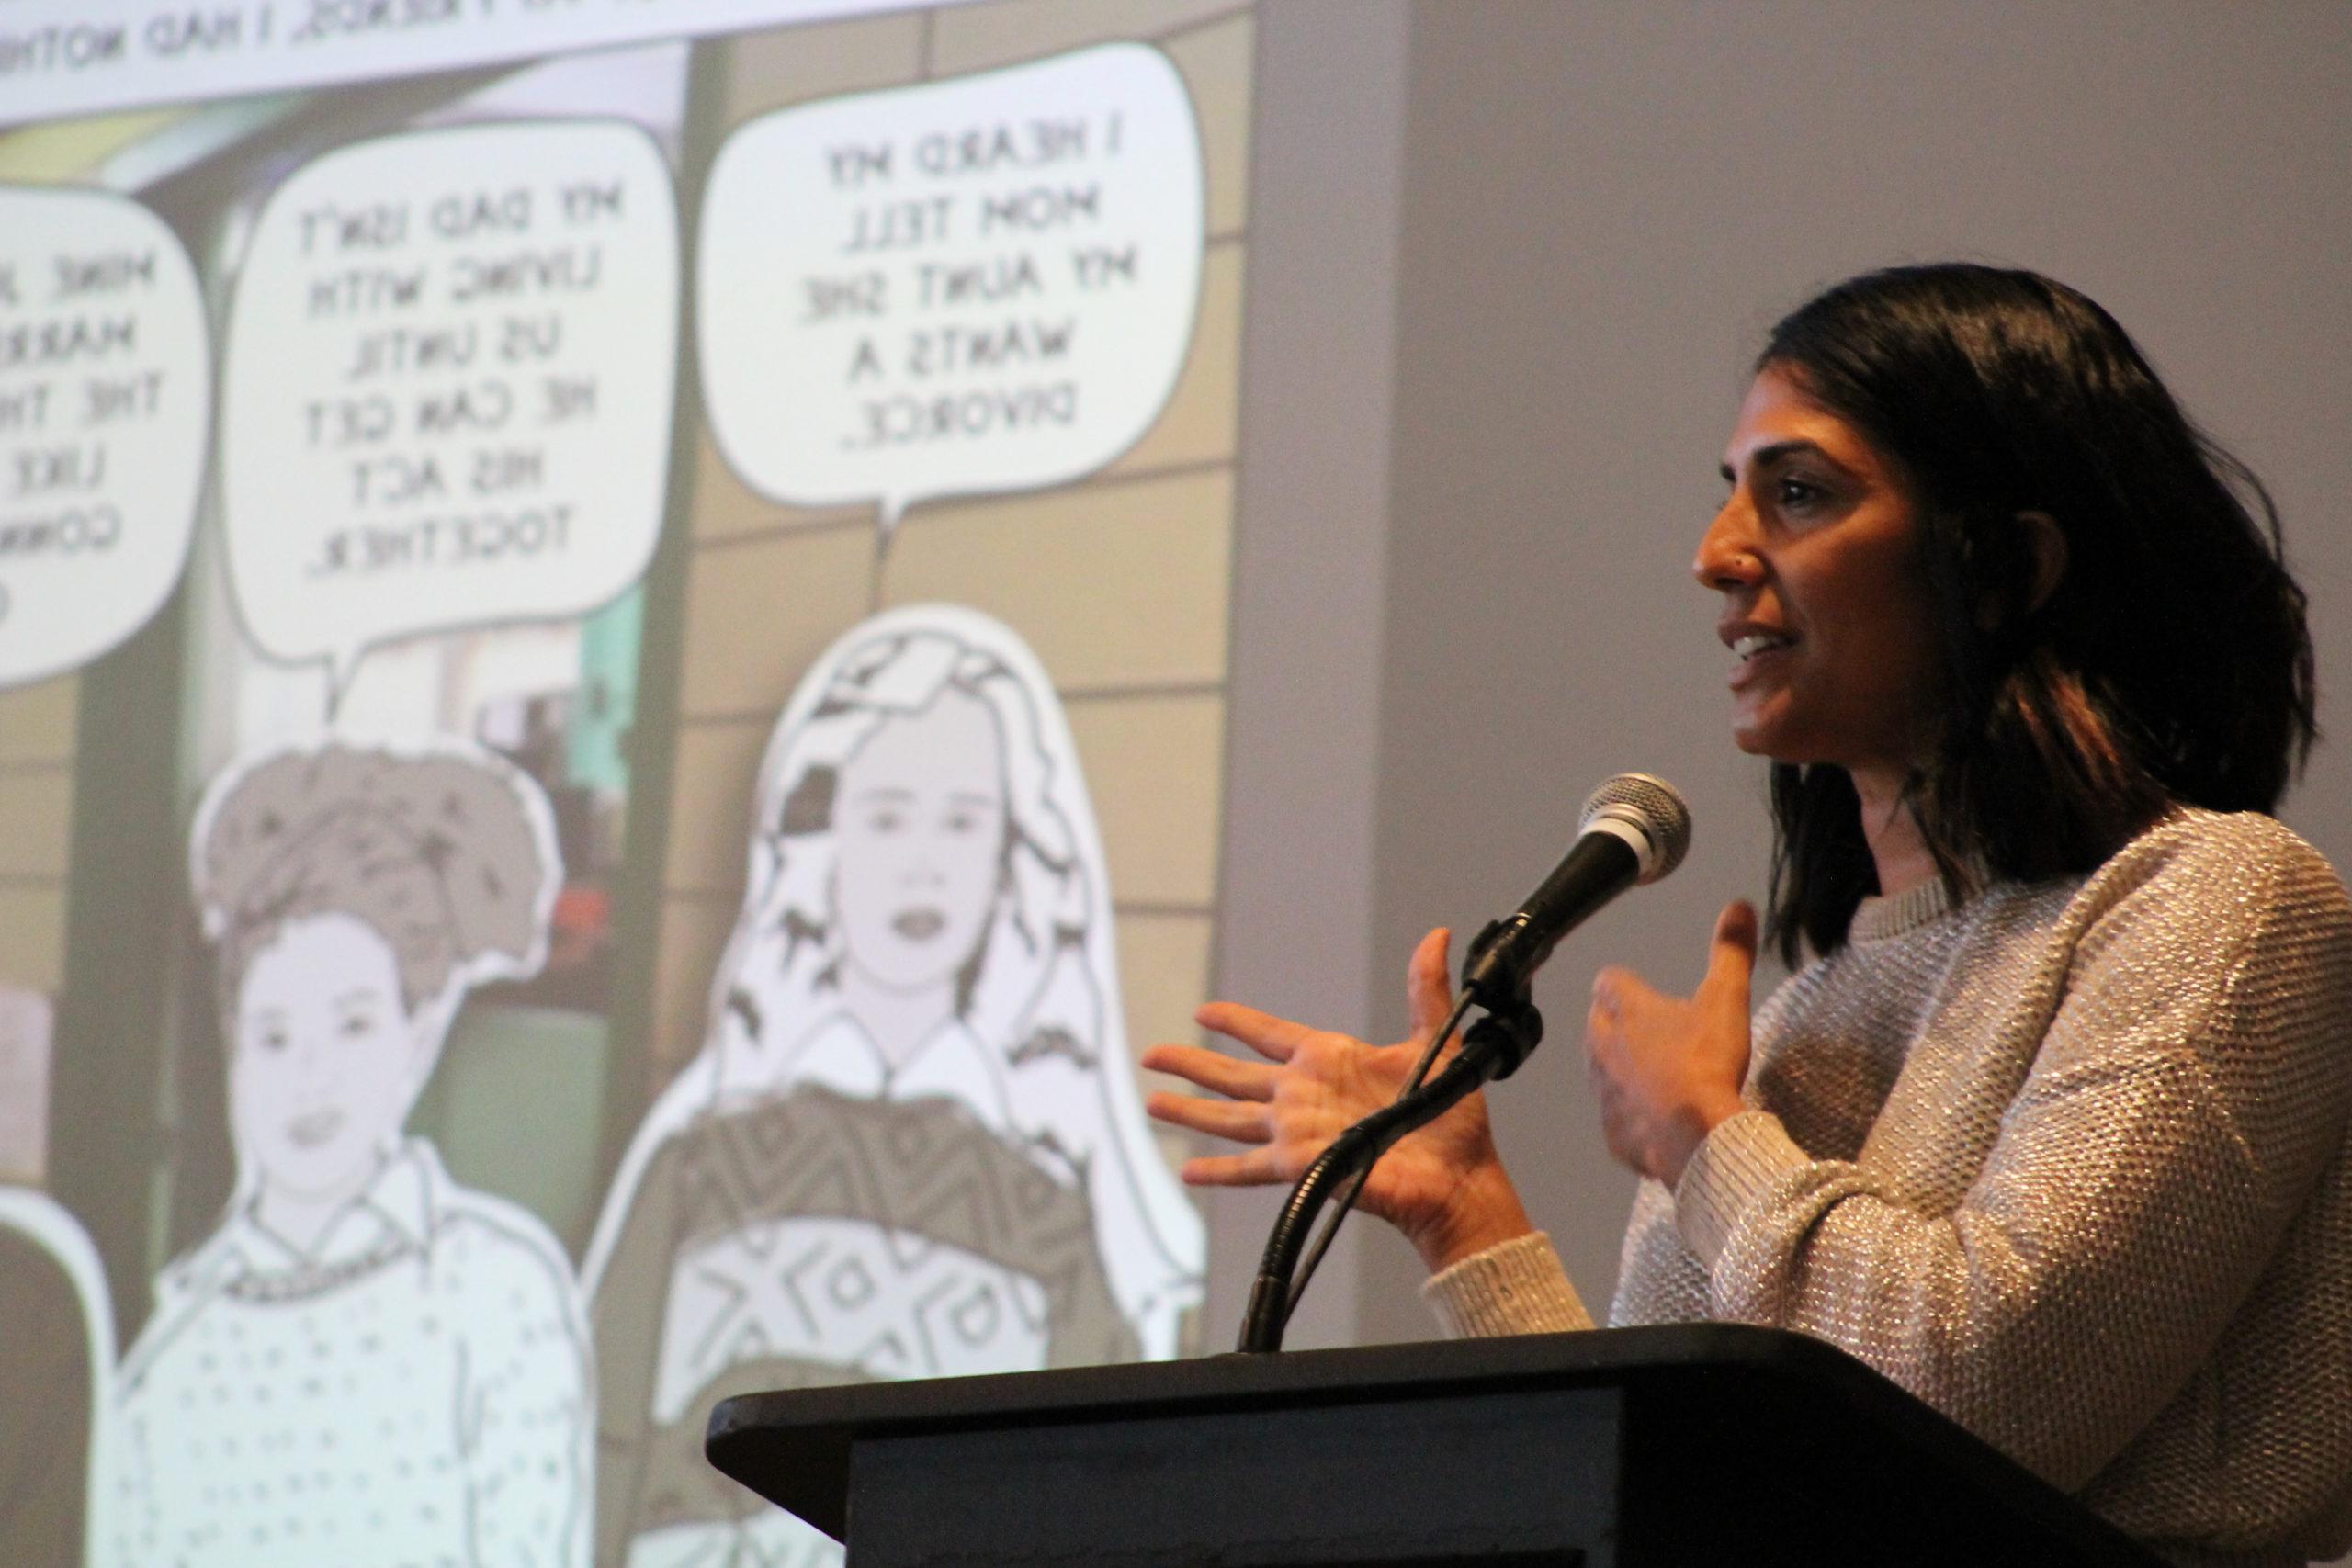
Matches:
[587,604,1204,1568]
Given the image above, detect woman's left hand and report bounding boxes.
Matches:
[1583,900,1758,1186]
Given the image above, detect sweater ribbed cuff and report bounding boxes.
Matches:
[1419,1231,1594,1338]
[1674,1110,1809,1269]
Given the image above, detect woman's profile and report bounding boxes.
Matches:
[586,603,1204,1568]
[114,738,592,1568]
[1148,264,2352,1565]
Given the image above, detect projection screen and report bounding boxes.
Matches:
[0,4,1261,1562]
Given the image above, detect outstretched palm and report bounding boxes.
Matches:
[1142,928,1530,1269]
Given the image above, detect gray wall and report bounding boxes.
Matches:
[1210,0,1412,1350]
[1216,0,2352,1348]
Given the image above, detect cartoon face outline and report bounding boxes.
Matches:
[228,911,433,1208]
[830,686,1010,997]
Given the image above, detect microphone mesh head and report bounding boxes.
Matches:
[1579,773,1692,884]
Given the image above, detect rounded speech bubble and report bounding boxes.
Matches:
[0,185,209,690]
[219,119,679,704]
[696,41,1204,545]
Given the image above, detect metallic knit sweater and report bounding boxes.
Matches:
[1421,810,2352,1566]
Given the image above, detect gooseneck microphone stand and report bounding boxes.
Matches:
[1235,934,1546,1354]
[1234,773,1689,1353]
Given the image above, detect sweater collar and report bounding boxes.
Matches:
[1849,875,1953,942]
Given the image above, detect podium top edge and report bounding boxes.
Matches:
[707,1323,1825,1448]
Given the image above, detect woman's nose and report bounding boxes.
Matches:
[290,1035,329,1082]
[1693,499,1765,592]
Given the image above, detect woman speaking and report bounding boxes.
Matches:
[1144,264,2352,1567]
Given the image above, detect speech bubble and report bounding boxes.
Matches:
[219,119,679,704]
[696,41,1204,545]
[0,185,209,689]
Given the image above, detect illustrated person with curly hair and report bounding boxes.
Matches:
[585,604,1204,1568]
[114,739,592,1568]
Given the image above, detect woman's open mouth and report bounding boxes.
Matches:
[891,908,947,941]
[1728,630,1796,690]
[288,1108,345,1149]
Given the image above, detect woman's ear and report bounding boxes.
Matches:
[1973,510,2068,632]
[2016,509,2067,615]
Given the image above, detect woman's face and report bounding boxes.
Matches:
[230,912,429,1202]
[1693,366,1939,781]
[831,687,1008,994]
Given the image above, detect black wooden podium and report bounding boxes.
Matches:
[708,1324,2165,1566]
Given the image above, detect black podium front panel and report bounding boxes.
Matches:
[708,1325,2165,1568]
[857,1384,1618,1566]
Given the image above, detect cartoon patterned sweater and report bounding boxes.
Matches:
[589,1014,1141,1568]
[114,1140,592,1568]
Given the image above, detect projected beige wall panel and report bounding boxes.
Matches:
[648,894,739,1077]
[691,436,876,544]
[0,773,71,880]
[677,527,874,719]
[687,436,770,541]
[0,677,77,761]
[882,468,1233,691]
[932,0,1251,73]
[1066,693,1225,908]
[1115,907,1215,1171]
[1106,241,1243,479]
[721,11,926,119]
[662,717,770,900]
[1166,14,1254,237]
[0,887,65,994]
[0,109,188,182]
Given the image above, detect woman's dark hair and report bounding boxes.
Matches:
[1758,263,2316,964]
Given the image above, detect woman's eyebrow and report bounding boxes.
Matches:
[1721,438,1848,485]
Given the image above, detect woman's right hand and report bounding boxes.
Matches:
[1140,927,1537,1274]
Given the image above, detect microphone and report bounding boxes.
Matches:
[1458,773,1691,1010]
[1237,773,1695,1349]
